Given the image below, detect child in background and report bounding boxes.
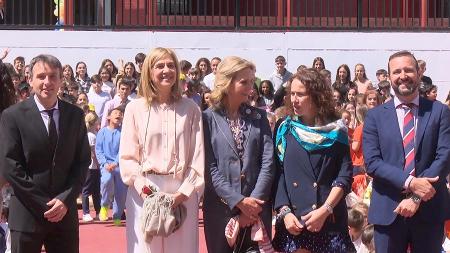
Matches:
[344,102,357,130]
[353,202,369,227]
[67,81,80,103]
[320,69,332,86]
[375,69,388,83]
[183,79,202,106]
[267,112,276,135]
[87,74,112,119]
[179,60,192,77]
[361,224,375,253]
[259,80,275,112]
[347,87,357,104]
[0,205,8,253]
[377,80,392,103]
[348,208,369,253]
[100,78,131,128]
[274,106,287,122]
[95,106,127,225]
[81,112,101,222]
[187,67,201,82]
[351,105,368,197]
[341,110,352,128]
[355,93,365,107]
[76,92,89,107]
[17,82,30,102]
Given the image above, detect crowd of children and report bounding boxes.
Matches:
[1,48,449,253]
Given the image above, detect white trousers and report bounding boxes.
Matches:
[125,174,199,253]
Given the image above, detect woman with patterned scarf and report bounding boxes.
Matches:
[272,69,356,253]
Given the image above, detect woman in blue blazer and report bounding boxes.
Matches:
[273,69,355,253]
[202,56,275,253]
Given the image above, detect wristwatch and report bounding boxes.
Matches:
[410,194,421,204]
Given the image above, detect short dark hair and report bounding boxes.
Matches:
[14,56,25,63]
[109,105,125,116]
[388,50,419,74]
[117,77,134,88]
[275,55,286,62]
[361,224,374,246]
[179,60,192,72]
[348,208,365,231]
[376,69,387,76]
[135,53,146,63]
[377,80,391,90]
[90,74,101,84]
[29,54,62,80]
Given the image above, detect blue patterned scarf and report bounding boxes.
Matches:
[275,116,349,163]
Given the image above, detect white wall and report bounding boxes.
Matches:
[0,30,448,101]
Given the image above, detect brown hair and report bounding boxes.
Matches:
[388,50,419,74]
[286,69,338,124]
[364,89,382,106]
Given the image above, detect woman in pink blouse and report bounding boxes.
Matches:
[119,47,204,253]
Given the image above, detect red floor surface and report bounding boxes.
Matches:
[78,210,207,253]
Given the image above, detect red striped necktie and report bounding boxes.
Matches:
[401,103,415,176]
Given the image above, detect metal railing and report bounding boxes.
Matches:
[0,0,449,30]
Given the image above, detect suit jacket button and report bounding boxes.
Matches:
[313,182,318,188]
[240,173,245,180]
[312,204,317,210]
[292,182,298,187]
[292,205,297,210]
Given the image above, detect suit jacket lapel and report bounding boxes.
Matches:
[211,110,239,156]
[384,100,404,154]
[416,97,432,147]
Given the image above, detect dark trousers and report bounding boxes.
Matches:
[11,227,79,253]
[374,215,444,253]
[81,169,100,215]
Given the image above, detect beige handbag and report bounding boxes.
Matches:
[140,192,187,242]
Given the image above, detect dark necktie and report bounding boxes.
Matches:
[45,109,58,156]
[401,103,415,176]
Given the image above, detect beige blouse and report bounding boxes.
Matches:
[119,97,204,198]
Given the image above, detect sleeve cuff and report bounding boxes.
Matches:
[404,175,414,190]
[177,181,195,198]
[133,175,147,195]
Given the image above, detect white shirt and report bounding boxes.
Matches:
[393,95,419,137]
[269,69,293,91]
[88,132,98,170]
[203,72,215,89]
[87,89,111,118]
[34,95,60,135]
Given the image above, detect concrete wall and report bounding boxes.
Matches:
[0,30,448,101]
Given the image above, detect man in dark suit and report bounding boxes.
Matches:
[0,54,90,253]
[363,50,450,253]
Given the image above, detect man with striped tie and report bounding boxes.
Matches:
[363,50,450,253]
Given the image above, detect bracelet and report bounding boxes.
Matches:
[323,202,333,214]
[277,206,292,221]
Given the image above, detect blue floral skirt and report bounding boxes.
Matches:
[272,220,356,253]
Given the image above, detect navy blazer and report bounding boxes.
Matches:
[363,97,450,225]
[202,105,275,235]
[274,131,353,232]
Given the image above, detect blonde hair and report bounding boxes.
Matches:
[138,47,182,105]
[209,56,256,109]
[85,111,99,131]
